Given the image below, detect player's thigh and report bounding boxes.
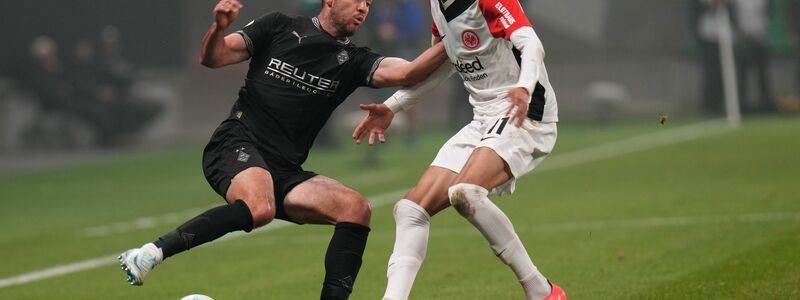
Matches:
[453,147,513,190]
[405,166,459,216]
[226,167,277,226]
[201,120,277,226]
[283,175,370,226]
[457,119,557,192]
[430,121,482,175]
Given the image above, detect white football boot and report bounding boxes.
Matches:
[118,243,163,286]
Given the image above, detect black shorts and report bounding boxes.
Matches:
[202,120,317,223]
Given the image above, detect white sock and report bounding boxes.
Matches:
[383,199,431,300]
[448,183,550,300]
[142,243,164,263]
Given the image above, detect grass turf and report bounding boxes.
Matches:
[1,115,798,299]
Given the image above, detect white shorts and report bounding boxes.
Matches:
[431,117,557,195]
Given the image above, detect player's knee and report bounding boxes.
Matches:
[250,205,276,228]
[393,199,430,225]
[405,186,449,216]
[448,183,487,218]
[238,193,275,227]
[338,191,371,225]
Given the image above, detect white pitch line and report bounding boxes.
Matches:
[0,255,118,289]
[80,207,208,237]
[0,120,733,289]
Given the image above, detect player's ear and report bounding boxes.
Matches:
[323,0,334,8]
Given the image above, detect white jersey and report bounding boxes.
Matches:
[430,0,558,122]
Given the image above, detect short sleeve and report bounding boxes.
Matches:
[237,11,288,56]
[350,48,385,88]
[478,0,532,40]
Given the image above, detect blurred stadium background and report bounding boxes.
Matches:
[1,0,799,299]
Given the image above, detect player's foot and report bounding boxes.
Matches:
[118,243,163,286]
[543,280,566,300]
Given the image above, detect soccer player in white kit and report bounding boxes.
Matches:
[352,0,566,299]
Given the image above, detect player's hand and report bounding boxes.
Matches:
[213,0,242,30]
[505,87,530,127]
[352,103,394,145]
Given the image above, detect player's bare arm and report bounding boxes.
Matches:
[371,41,447,88]
[199,0,249,68]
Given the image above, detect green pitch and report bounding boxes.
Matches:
[1,116,798,299]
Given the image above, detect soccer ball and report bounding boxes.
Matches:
[179,295,214,300]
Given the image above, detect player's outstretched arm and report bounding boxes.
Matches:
[199,0,249,68]
[354,38,454,145]
[371,42,447,88]
[352,103,395,145]
[352,60,455,146]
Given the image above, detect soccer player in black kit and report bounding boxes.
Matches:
[117,0,446,299]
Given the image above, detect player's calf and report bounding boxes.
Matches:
[156,200,254,257]
[319,192,372,299]
[321,222,371,299]
[449,183,517,255]
[448,183,551,300]
[119,200,254,286]
[383,199,431,300]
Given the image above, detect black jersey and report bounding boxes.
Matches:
[230,12,384,170]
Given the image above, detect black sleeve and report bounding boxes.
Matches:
[350,47,385,88]
[236,11,288,56]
